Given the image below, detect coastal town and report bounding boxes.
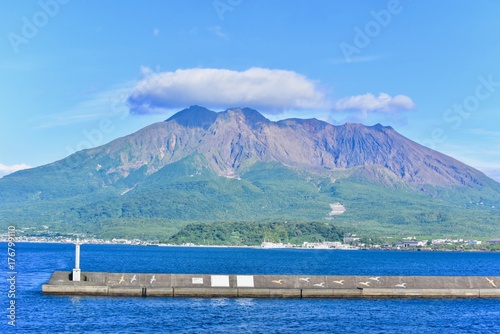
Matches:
[2,228,499,251]
[261,236,500,251]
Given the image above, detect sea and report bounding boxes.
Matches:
[1,242,499,333]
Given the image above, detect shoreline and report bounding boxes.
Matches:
[1,240,498,252]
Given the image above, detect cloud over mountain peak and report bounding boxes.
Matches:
[127,67,330,114]
[127,67,416,126]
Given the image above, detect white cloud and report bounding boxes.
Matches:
[334,92,415,113]
[0,163,31,178]
[127,67,330,114]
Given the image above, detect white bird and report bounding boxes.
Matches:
[272,279,284,285]
[150,275,156,284]
[369,277,381,282]
[130,275,137,283]
[299,278,311,283]
[118,275,125,284]
[486,278,497,288]
[359,281,370,287]
[333,280,344,285]
[395,283,406,288]
[313,282,325,288]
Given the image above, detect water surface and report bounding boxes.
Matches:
[1,243,499,333]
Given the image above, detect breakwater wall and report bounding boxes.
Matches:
[42,272,500,298]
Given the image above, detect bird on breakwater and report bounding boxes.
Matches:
[485,278,497,288]
[332,280,344,285]
[118,275,125,284]
[130,275,137,283]
[369,277,381,282]
[359,282,370,287]
[313,282,325,288]
[299,278,311,283]
[150,275,156,284]
[395,283,407,288]
[271,279,284,285]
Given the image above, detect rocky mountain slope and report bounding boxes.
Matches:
[61,105,495,188]
[1,106,499,238]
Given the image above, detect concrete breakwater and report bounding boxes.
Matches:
[42,272,500,298]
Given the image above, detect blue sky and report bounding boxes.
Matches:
[1,0,500,181]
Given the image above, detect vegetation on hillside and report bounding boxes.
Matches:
[164,221,344,246]
[1,157,499,240]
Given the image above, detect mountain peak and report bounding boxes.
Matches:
[371,123,394,131]
[2,105,499,238]
[223,107,270,128]
[166,105,218,129]
[75,105,497,190]
[277,117,330,133]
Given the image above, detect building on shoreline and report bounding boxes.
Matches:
[302,241,359,250]
[488,238,500,245]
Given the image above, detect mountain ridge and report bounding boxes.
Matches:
[0,106,498,238]
[83,105,496,189]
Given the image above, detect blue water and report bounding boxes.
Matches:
[1,243,500,333]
